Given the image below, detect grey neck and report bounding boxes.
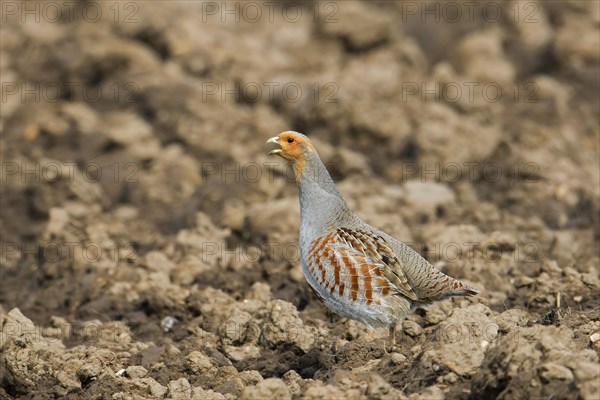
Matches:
[298,151,354,236]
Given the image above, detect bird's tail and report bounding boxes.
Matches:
[441,281,479,299]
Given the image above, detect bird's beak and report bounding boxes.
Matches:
[266,136,281,155]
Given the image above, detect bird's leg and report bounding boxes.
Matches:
[387,324,397,353]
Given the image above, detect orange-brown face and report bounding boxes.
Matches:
[266,131,314,181]
[266,131,314,161]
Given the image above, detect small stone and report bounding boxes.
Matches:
[161,316,178,332]
[246,282,271,303]
[133,378,168,398]
[145,251,175,273]
[76,363,103,385]
[494,309,530,333]
[391,353,407,365]
[260,300,314,352]
[443,372,458,384]
[282,370,303,396]
[410,345,423,357]
[423,301,453,325]
[240,378,291,400]
[56,370,80,389]
[514,276,535,287]
[538,363,574,382]
[239,370,263,387]
[166,343,181,357]
[223,345,260,362]
[125,365,148,379]
[213,377,245,397]
[219,309,253,345]
[402,320,423,337]
[187,351,217,376]
[168,378,192,399]
[530,379,539,387]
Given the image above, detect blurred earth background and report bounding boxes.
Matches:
[1,1,599,399]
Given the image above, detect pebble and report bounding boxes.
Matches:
[538,363,574,382]
[391,353,407,365]
[161,316,178,332]
[125,366,148,379]
[403,320,423,337]
[443,372,458,384]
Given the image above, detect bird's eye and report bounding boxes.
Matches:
[287,137,294,143]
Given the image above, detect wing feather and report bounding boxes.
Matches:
[335,228,419,301]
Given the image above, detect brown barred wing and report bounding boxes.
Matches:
[307,228,419,306]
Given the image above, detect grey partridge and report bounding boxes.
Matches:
[267,131,478,346]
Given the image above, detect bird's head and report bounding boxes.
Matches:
[266,131,315,181]
[266,131,314,159]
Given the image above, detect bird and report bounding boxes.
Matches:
[266,131,478,347]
